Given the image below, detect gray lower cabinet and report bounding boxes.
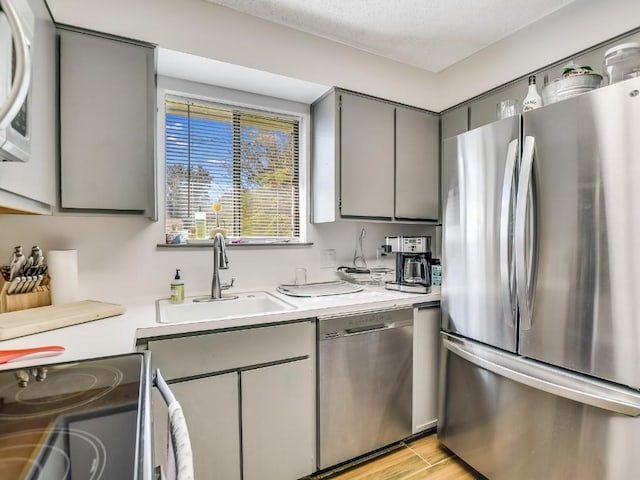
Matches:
[146,320,316,479]
[58,27,156,217]
[412,304,440,433]
[152,373,241,479]
[242,359,315,480]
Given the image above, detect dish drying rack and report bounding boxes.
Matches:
[277,281,363,297]
[336,266,394,285]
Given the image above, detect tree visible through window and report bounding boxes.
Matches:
[165,96,300,240]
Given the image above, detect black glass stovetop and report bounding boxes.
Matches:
[0,353,146,480]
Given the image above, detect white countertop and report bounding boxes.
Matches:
[0,285,440,370]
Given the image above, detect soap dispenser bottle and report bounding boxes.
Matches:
[170,269,184,304]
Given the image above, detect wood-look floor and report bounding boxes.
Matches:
[314,433,485,480]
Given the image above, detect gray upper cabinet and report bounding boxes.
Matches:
[469,80,527,130]
[312,89,440,223]
[58,27,156,217]
[395,106,439,220]
[441,105,468,141]
[340,92,395,218]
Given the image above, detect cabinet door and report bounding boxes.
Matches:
[152,373,241,480]
[148,321,313,380]
[441,106,468,140]
[395,107,439,220]
[339,93,395,218]
[469,80,527,130]
[242,359,315,480]
[412,305,441,433]
[59,28,155,215]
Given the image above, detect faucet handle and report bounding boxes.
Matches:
[221,278,235,290]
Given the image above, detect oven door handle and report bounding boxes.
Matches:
[153,369,194,480]
[0,0,31,130]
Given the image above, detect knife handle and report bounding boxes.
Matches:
[32,274,44,290]
[17,276,31,294]
[7,277,21,294]
[25,276,38,293]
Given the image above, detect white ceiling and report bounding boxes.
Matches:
[203,0,576,72]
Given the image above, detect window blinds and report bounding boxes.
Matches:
[165,97,300,239]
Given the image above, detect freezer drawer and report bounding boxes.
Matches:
[438,333,640,480]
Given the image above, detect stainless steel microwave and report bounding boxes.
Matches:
[0,0,32,162]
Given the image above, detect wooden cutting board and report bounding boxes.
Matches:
[0,300,126,341]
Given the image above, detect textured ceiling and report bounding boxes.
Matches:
[204,0,576,72]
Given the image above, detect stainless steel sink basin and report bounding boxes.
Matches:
[156,291,297,324]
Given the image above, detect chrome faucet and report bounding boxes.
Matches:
[194,232,237,302]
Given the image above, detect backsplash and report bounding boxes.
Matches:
[0,214,438,304]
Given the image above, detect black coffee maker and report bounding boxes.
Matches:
[384,236,432,293]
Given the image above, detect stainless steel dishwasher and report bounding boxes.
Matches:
[318,307,413,470]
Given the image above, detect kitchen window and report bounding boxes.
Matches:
[164,96,301,241]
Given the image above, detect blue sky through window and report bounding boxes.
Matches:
[165,98,300,238]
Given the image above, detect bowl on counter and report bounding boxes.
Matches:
[542,72,602,105]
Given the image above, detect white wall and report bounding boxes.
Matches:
[0,213,436,304]
[2,0,637,305]
[46,0,640,111]
[0,73,439,304]
[438,0,640,108]
[46,0,440,110]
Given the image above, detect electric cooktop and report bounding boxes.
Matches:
[0,353,148,480]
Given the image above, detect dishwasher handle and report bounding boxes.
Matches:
[318,306,413,339]
[344,323,391,336]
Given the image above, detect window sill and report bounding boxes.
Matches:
[157,240,313,249]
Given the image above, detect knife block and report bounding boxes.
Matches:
[0,276,51,314]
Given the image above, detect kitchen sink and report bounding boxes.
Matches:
[156,291,298,324]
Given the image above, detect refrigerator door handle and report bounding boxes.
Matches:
[442,336,640,417]
[499,139,518,326]
[515,136,536,330]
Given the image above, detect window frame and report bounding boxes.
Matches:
[157,76,309,244]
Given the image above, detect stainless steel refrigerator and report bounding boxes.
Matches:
[439,76,640,479]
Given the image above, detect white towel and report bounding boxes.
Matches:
[166,401,194,480]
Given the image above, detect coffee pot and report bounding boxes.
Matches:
[384,236,432,294]
[403,257,425,284]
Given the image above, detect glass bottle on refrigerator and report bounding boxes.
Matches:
[522,75,542,111]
